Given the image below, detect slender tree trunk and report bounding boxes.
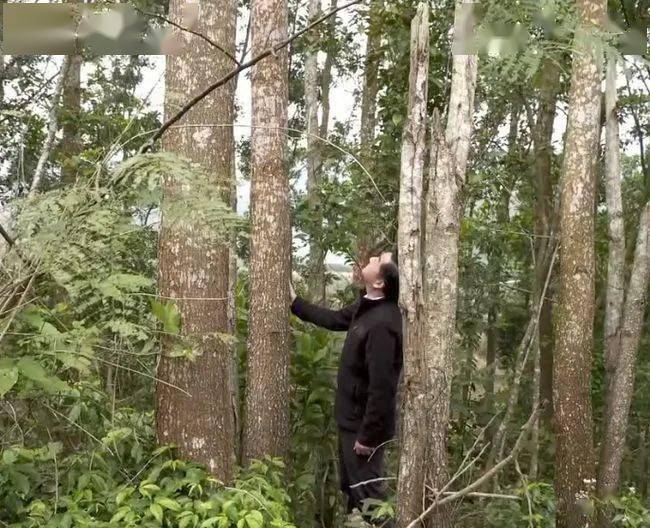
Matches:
[59,53,82,186]
[597,202,650,517]
[400,3,478,525]
[155,0,238,481]
[29,56,71,197]
[553,1,605,525]
[532,58,560,425]
[243,0,291,462]
[359,0,382,158]
[305,0,326,304]
[60,1,83,186]
[395,4,429,525]
[601,56,626,397]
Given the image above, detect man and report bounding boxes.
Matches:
[289,250,403,526]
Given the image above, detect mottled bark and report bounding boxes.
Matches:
[532,58,560,425]
[602,56,626,395]
[60,1,83,186]
[305,0,326,304]
[59,53,82,186]
[243,0,291,461]
[156,0,237,481]
[394,4,429,525]
[400,2,478,525]
[553,1,605,526]
[597,203,650,513]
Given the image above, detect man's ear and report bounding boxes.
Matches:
[372,278,385,290]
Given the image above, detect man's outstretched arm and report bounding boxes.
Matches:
[290,283,359,331]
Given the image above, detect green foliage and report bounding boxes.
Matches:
[484,482,555,527]
[0,411,295,528]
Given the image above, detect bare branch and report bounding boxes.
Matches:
[138,0,362,154]
[135,8,240,66]
[406,404,543,528]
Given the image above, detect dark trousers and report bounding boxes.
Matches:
[337,428,394,527]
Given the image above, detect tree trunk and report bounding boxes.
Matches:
[59,52,82,186]
[532,58,560,426]
[156,0,238,481]
[597,203,650,513]
[399,3,478,525]
[553,1,605,525]
[305,0,326,304]
[359,0,382,158]
[394,4,429,525]
[243,0,291,462]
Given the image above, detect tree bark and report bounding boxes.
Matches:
[553,1,605,525]
[59,53,82,186]
[60,1,83,186]
[305,0,326,304]
[242,0,291,462]
[601,56,626,397]
[394,4,429,525]
[532,58,561,425]
[156,0,238,481]
[597,202,650,514]
[399,3,478,526]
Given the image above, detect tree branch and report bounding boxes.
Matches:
[138,0,362,154]
[135,8,240,66]
[406,404,544,528]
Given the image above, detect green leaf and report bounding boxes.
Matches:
[156,496,181,511]
[151,299,181,334]
[150,502,164,523]
[0,366,18,397]
[245,510,264,528]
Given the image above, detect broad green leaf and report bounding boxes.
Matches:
[245,510,264,528]
[0,366,18,397]
[156,496,181,511]
[150,502,163,523]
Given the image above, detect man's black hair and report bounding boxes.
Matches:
[379,249,399,303]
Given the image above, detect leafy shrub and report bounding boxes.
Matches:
[0,411,295,528]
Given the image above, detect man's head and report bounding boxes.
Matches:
[361,250,399,302]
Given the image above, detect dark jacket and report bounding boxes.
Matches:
[291,294,403,447]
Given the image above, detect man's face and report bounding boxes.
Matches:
[361,251,393,288]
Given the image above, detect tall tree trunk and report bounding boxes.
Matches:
[395,4,429,525]
[305,0,326,304]
[597,202,650,521]
[482,106,517,421]
[243,0,291,462]
[553,1,605,526]
[359,0,382,158]
[156,0,238,481]
[601,56,626,397]
[532,58,560,425]
[59,52,82,186]
[597,63,650,512]
[397,3,478,526]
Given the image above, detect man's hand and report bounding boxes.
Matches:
[353,439,374,456]
[289,281,297,303]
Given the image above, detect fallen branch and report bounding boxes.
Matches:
[138,0,361,154]
[406,403,544,528]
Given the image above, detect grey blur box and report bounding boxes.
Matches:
[3,4,78,55]
[3,3,166,55]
